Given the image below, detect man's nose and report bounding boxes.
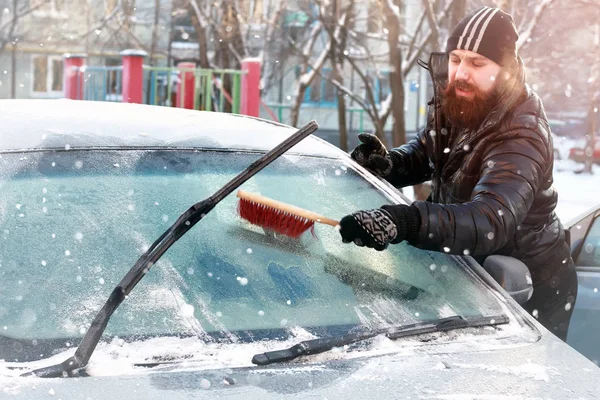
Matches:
[456,62,470,81]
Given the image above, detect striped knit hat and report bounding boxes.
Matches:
[446,7,519,67]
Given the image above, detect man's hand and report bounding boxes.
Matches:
[350,133,394,177]
[339,209,398,251]
[339,205,422,251]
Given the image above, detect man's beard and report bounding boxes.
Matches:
[442,80,499,130]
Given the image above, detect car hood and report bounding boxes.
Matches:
[2,330,599,399]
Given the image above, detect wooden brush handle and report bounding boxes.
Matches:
[237,190,340,227]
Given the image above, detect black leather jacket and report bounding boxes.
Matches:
[386,53,568,282]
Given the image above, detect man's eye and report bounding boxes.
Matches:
[472,62,484,68]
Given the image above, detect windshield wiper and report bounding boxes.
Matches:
[22,121,320,378]
[251,314,509,366]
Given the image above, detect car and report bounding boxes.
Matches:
[568,138,600,165]
[1,99,599,398]
[566,203,600,365]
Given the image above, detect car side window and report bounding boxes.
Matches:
[576,216,600,267]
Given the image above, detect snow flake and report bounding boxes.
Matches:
[216,311,223,317]
[585,244,594,254]
[48,388,55,395]
[594,288,598,293]
[415,312,420,317]
[200,379,211,390]
[463,144,471,152]
[65,249,71,256]
[532,309,539,318]
[443,148,450,154]
[443,247,450,253]
[181,304,194,318]
[463,249,470,256]
[286,300,292,305]
[99,278,105,285]
[487,160,495,168]
[498,210,504,216]
[65,144,71,150]
[565,303,572,311]
[76,275,82,283]
[187,267,194,275]
[246,248,253,254]
[162,215,169,222]
[113,163,120,168]
[75,232,83,241]
[238,277,248,286]
[280,319,288,326]
[487,232,495,240]
[440,265,448,273]
[74,160,83,169]
[41,260,47,266]
[429,263,437,271]
[429,130,436,138]
[258,310,265,316]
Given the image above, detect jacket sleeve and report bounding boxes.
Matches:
[408,127,550,256]
[384,128,432,188]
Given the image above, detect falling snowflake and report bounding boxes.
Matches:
[258,310,265,316]
[532,309,539,318]
[246,248,253,254]
[429,264,437,271]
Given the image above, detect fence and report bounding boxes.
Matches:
[63,51,259,118]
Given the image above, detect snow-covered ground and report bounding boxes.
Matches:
[553,160,599,223]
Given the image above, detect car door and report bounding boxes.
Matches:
[566,206,600,365]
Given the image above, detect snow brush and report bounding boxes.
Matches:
[237,189,340,238]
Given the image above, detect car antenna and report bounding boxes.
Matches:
[22,120,319,378]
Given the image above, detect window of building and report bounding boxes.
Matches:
[32,55,63,95]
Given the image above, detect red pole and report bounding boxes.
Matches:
[241,58,261,117]
[121,49,147,104]
[63,53,86,100]
[177,62,196,109]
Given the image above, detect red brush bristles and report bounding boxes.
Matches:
[237,198,316,238]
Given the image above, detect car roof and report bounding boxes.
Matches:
[0,100,343,158]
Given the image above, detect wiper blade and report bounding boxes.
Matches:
[23,121,320,378]
[251,314,509,366]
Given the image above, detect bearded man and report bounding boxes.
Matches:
[339,6,577,341]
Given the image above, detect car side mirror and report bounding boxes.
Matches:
[482,255,533,305]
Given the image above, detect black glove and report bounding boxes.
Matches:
[339,205,421,251]
[350,133,395,177]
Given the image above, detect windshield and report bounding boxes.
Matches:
[0,149,504,361]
